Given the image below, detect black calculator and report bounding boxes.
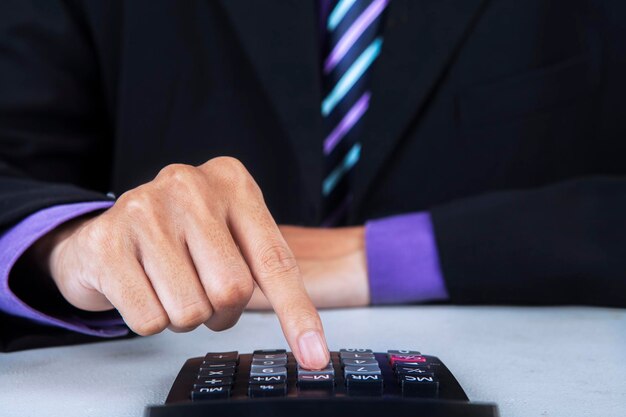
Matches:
[144,348,499,417]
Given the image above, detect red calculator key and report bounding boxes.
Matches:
[389,355,428,366]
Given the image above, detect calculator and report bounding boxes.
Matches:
[144,348,499,417]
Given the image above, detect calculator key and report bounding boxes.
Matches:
[340,348,373,354]
[191,385,230,400]
[200,361,236,369]
[339,352,375,360]
[390,355,429,366]
[388,349,421,356]
[253,353,288,361]
[342,358,378,367]
[345,374,383,396]
[297,362,334,375]
[253,349,287,355]
[203,351,238,363]
[396,366,434,376]
[248,383,287,398]
[400,374,439,397]
[344,365,382,375]
[249,366,287,377]
[345,373,383,386]
[193,377,233,388]
[249,375,287,384]
[394,362,431,369]
[198,368,235,378]
[298,372,334,381]
[297,373,335,389]
[251,358,288,367]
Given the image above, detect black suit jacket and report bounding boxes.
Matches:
[1,0,625,351]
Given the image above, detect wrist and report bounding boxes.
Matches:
[345,246,370,305]
[29,213,98,280]
[345,227,369,304]
[341,226,365,253]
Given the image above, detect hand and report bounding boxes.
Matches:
[247,225,370,309]
[33,157,329,369]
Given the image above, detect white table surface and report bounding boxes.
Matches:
[1,306,625,417]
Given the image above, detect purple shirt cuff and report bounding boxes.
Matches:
[0,201,128,337]
[365,212,449,305]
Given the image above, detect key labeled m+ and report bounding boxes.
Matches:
[249,375,286,384]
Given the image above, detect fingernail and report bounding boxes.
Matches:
[298,330,329,370]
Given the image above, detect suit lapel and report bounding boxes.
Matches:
[351,0,489,215]
[218,0,324,218]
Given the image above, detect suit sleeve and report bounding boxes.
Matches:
[0,0,118,351]
[431,176,626,307]
[432,0,626,309]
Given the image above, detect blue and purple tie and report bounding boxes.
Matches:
[321,0,389,226]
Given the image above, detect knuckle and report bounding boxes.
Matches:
[207,322,234,332]
[131,314,169,336]
[211,279,254,311]
[202,157,265,202]
[207,157,253,185]
[158,164,204,194]
[207,313,242,332]
[157,163,198,185]
[156,164,206,203]
[116,188,156,221]
[257,243,299,277]
[238,173,263,199]
[169,301,212,330]
[206,156,247,174]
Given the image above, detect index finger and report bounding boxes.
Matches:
[227,197,330,370]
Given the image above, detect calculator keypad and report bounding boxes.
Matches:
[189,349,444,401]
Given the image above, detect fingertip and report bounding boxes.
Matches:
[296,330,330,370]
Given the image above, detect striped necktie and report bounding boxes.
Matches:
[321,0,389,226]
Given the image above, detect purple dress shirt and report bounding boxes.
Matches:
[365,213,448,304]
[0,1,448,336]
